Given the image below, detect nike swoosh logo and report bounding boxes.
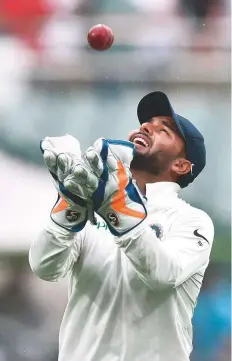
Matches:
[111,160,145,219]
[194,229,209,244]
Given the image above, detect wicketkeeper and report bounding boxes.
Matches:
[29,91,214,361]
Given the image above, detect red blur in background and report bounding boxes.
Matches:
[0,0,54,50]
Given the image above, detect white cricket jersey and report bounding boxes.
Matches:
[29,182,214,361]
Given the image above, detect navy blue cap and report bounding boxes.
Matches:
[137,91,206,188]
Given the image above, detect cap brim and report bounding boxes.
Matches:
[137,91,186,141]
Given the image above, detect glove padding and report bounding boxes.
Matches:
[64,138,147,236]
[40,134,97,231]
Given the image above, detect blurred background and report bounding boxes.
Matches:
[0,0,230,360]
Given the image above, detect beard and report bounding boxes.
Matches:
[130,150,172,176]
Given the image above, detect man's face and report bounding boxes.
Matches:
[128,116,186,175]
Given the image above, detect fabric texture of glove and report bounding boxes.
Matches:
[40,134,97,232]
[64,138,147,236]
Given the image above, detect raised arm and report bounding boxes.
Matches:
[29,134,98,281]
[115,211,214,290]
[29,219,84,281]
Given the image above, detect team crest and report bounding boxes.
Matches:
[150,223,163,240]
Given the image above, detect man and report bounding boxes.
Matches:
[29,91,214,361]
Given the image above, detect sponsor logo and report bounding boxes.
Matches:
[66,210,80,222]
[96,221,108,230]
[107,213,119,227]
[193,229,209,245]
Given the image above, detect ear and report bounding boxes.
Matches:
[171,158,192,176]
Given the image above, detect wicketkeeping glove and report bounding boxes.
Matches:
[64,138,147,236]
[40,134,98,232]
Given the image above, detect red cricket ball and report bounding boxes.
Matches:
[87,24,114,51]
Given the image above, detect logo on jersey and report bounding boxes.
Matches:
[96,221,108,230]
[194,229,209,245]
[150,223,163,240]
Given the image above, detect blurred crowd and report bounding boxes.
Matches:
[0,0,229,66]
[0,1,230,361]
[0,0,230,108]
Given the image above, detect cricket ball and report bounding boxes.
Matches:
[87,24,114,51]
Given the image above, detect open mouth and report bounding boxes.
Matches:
[131,134,150,148]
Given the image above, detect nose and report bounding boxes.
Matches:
[140,121,154,136]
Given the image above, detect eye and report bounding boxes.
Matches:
[161,128,169,134]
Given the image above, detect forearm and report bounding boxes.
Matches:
[29,218,83,282]
[115,223,179,290]
[116,221,211,290]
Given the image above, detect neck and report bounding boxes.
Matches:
[131,169,176,195]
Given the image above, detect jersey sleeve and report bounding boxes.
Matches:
[115,211,214,290]
[29,218,85,282]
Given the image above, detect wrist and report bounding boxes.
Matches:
[50,195,87,232]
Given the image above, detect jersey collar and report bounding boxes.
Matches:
[145,182,180,205]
